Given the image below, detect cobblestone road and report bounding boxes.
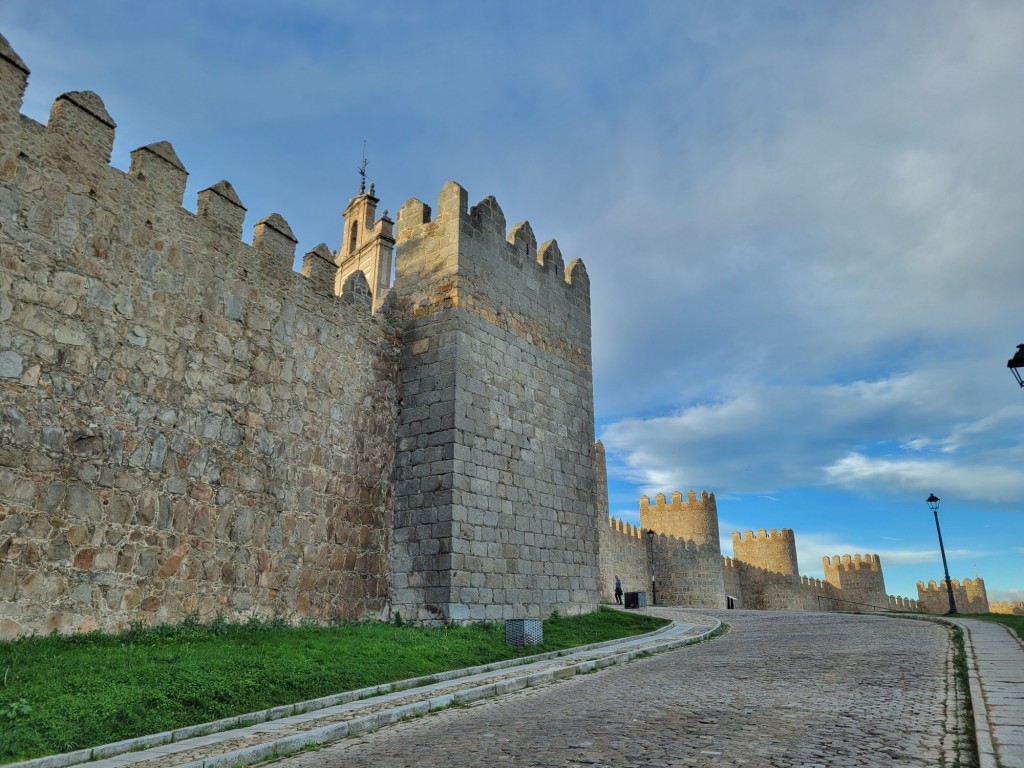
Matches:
[272,610,963,767]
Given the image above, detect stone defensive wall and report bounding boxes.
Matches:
[597,482,934,614]
[888,595,922,612]
[731,527,799,577]
[722,557,832,611]
[388,178,598,623]
[916,577,989,615]
[0,36,402,638]
[598,516,649,602]
[990,600,1024,615]
[598,516,725,609]
[649,531,725,609]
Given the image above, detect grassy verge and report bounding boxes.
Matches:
[0,608,668,762]
[948,625,979,768]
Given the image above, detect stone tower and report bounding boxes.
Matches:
[388,182,599,624]
[639,490,725,609]
[732,528,799,577]
[335,181,395,308]
[962,577,989,613]
[823,554,887,608]
[640,490,720,548]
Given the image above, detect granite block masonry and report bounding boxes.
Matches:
[0,32,599,637]
[389,185,598,624]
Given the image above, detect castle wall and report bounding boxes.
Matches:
[917,577,989,614]
[650,533,725,609]
[722,557,743,607]
[887,595,921,612]
[724,558,832,611]
[388,183,598,623]
[632,489,725,608]
[961,577,989,613]
[990,600,1024,615]
[0,37,402,639]
[599,517,649,601]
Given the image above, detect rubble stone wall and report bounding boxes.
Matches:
[0,36,402,638]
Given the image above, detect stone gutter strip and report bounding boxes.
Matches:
[9,616,719,768]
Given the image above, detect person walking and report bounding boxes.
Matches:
[614,575,623,605]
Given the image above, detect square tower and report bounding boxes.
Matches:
[335,182,395,309]
[389,182,599,623]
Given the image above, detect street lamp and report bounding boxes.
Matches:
[646,529,657,606]
[1008,344,1024,387]
[926,494,958,615]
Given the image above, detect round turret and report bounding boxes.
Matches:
[731,528,799,577]
[639,489,720,551]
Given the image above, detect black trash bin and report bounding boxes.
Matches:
[624,591,646,609]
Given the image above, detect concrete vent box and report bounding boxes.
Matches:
[505,618,543,646]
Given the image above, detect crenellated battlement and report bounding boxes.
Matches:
[821,553,887,608]
[915,576,990,614]
[607,515,645,541]
[823,553,882,572]
[389,183,597,622]
[390,181,592,378]
[395,183,589,291]
[991,600,1024,615]
[0,32,407,637]
[733,527,795,543]
[639,489,720,551]
[640,489,716,509]
[0,33,389,316]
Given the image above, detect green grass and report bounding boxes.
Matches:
[0,609,669,762]
[948,625,979,768]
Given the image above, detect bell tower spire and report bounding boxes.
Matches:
[335,146,394,309]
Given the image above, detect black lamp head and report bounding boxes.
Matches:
[1008,344,1024,387]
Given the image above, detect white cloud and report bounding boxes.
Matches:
[602,368,1024,506]
[823,454,1024,503]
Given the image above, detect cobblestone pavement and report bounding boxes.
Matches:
[271,609,964,768]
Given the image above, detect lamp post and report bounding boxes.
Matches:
[646,529,657,606]
[1008,344,1024,387]
[926,494,958,615]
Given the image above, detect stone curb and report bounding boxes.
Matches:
[8,618,715,768]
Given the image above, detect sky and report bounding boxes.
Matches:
[2,1,1022,606]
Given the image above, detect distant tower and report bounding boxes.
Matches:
[961,576,989,613]
[731,528,800,577]
[640,490,720,550]
[335,163,395,308]
[824,554,886,607]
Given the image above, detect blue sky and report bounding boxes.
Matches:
[3,1,1022,605]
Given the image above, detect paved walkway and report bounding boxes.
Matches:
[15,610,1023,768]
[949,616,1024,768]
